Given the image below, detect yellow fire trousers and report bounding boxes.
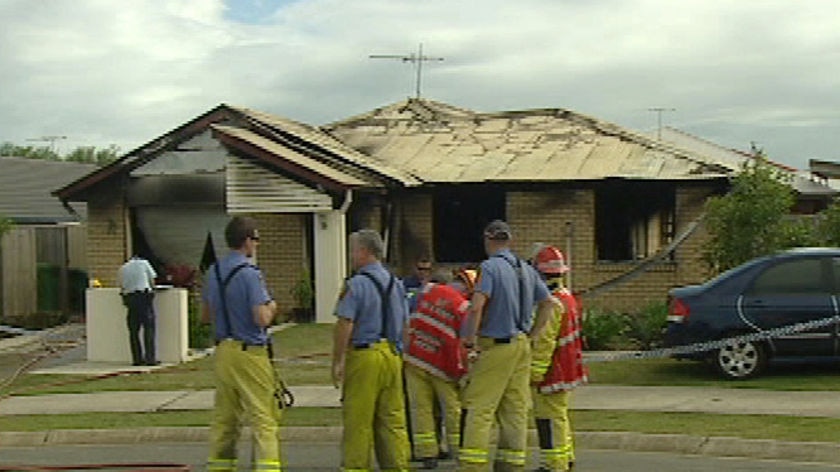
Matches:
[405,363,461,459]
[459,334,531,472]
[532,389,574,472]
[341,341,411,472]
[208,340,284,472]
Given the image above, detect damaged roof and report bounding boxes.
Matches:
[323,99,734,183]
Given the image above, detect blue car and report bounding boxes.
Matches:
[665,248,840,379]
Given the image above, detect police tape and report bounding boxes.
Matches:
[584,314,840,363]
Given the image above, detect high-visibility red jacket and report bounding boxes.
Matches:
[404,283,470,381]
[532,287,588,393]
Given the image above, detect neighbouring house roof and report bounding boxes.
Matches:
[0,157,97,223]
[323,99,733,183]
[655,127,837,198]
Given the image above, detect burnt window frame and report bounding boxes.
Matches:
[595,180,676,262]
[433,185,506,263]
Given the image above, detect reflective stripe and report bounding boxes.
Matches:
[497,448,526,466]
[404,354,451,380]
[342,468,370,472]
[414,432,437,446]
[207,458,237,471]
[459,448,489,464]
[256,459,283,471]
[414,311,458,339]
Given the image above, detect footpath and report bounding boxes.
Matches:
[2,326,840,465]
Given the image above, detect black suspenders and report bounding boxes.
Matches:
[213,262,256,341]
[358,271,397,340]
[493,254,528,333]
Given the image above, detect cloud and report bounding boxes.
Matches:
[1,0,838,167]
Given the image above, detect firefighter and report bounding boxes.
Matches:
[404,270,472,469]
[531,246,588,472]
[202,216,283,472]
[332,229,411,472]
[459,220,558,472]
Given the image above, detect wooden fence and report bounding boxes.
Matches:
[0,224,87,319]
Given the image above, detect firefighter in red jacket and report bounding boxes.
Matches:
[531,246,588,472]
[404,270,473,469]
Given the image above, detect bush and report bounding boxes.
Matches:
[188,294,212,349]
[582,309,627,350]
[625,301,669,350]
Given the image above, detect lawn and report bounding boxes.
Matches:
[587,357,840,390]
[5,324,840,397]
[0,324,333,396]
[3,408,840,444]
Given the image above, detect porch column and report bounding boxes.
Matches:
[314,210,347,323]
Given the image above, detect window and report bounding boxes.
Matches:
[750,258,827,295]
[433,186,506,263]
[595,181,675,261]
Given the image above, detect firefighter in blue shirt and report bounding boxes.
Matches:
[332,229,411,471]
[459,220,557,472]
[202,216,282,472]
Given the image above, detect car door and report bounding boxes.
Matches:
[741,256,835,356]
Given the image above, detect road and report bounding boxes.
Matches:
[2,443,840,471]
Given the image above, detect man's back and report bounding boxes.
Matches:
[119,258,156,293]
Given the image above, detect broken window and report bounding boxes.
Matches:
[595,180,676,262]
[434,186,506,263]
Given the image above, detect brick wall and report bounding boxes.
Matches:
[86,187,128,287]
[393,192,433,275]
[507,185,714,312]
[251,213,308,316]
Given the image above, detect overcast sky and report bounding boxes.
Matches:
[1,0,838,169]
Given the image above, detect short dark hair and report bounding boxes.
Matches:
[225,216,259,249]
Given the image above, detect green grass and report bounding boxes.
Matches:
[3,408,840,444]
[6,324,840,396]
[587,357,840,390]
[1,324,334,396]
[573,410,840,443]
[0,408,343,432]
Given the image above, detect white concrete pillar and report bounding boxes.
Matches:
[314,210,346,323]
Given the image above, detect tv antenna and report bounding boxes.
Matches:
[370,43,444,99]
[27,135,67,152]
[648,108,676,140]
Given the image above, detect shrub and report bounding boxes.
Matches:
[188,294,212,349]
[582,309,627,350]
[625,301,669,350]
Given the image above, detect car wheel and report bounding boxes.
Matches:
[714,338,767,380]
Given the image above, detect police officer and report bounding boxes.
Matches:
[332,229,411,472]
[459,220,556,472]
[202,216,283,472]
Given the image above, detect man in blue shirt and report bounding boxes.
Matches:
[202,216,282,472]
[332,229,411,471]
[459,220,557,472]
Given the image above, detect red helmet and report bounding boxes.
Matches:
[535,246,569,275]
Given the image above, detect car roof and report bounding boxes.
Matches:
[774,247,840,258]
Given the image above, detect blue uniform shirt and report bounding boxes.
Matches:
[202,252,271,345]
[476,248,550,338]
[336,262,409,350]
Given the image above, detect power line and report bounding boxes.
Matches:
[370,43,444,99]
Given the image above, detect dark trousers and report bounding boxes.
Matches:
[124,291,156,365]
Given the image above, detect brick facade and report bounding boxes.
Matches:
[86,187,128,288]
[392,191,433,274]
[385,185,715,313]
[251,213,309,317]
